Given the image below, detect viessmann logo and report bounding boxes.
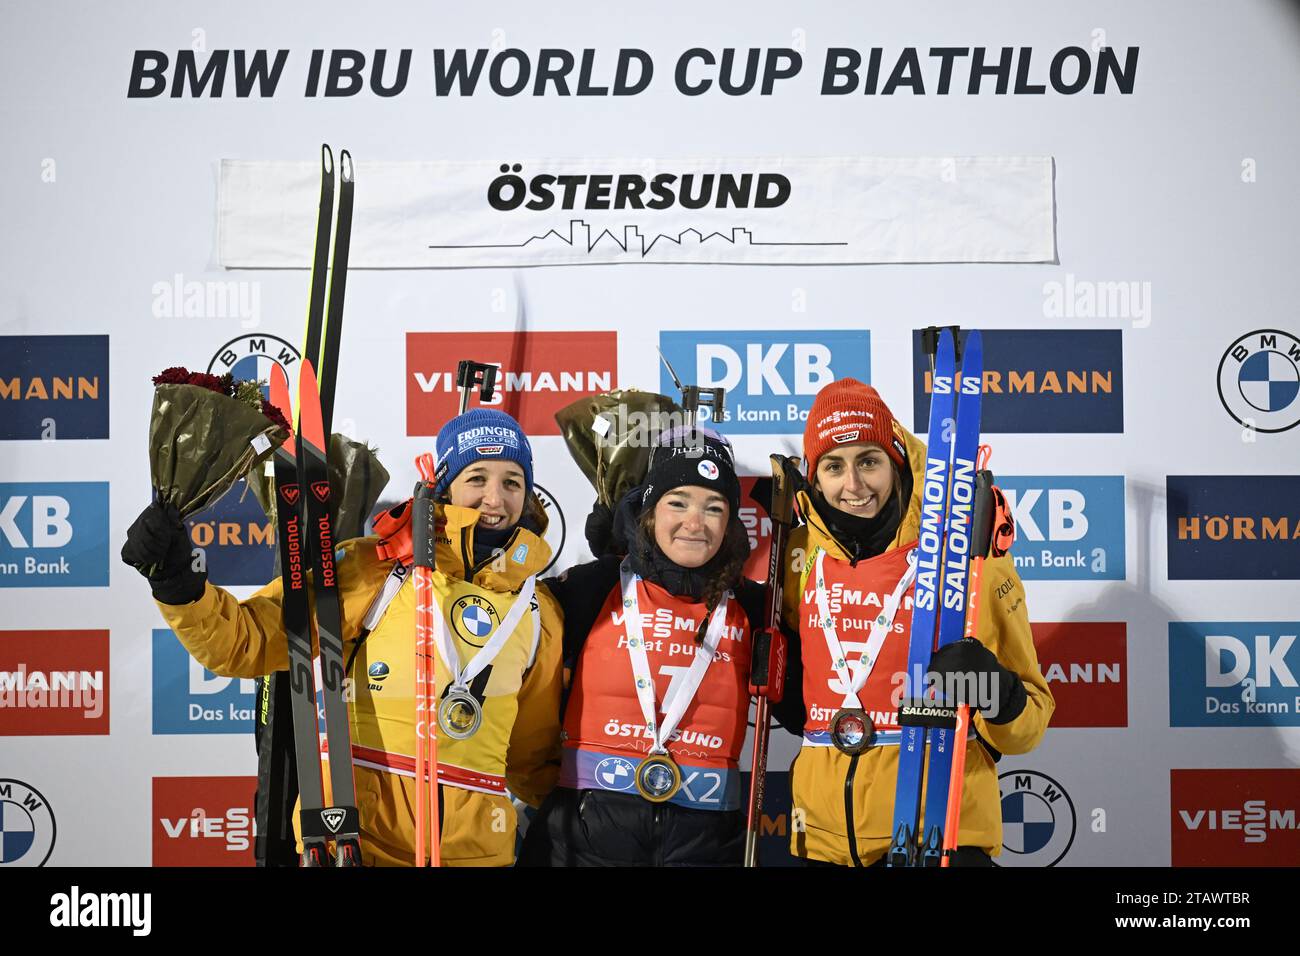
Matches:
[912,329,1123,434]
[1031,622,1126,728]
[1171,769,1300,866]
[1166,475,1299,580]
[152,776,257,866]
[407,331,617,436]
[0,630,109,735]
[0,334,109,440]
[658,330,872,435]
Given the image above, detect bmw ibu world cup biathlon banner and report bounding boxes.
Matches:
[2,0,1299,886]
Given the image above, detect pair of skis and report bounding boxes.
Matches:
[262,145,359,866]
[888,326,990,867]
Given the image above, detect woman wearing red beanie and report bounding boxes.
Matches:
[775,378,1054,866]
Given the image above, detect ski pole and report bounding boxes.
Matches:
[413,452,441,866]
[456,360,499,416]
[744,454,795,866]
[940,444,1015,866]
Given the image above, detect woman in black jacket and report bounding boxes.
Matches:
[522,427,767,866]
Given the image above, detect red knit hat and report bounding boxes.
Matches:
[803,378,907,477]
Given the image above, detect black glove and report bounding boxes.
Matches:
[584,500,616,557]
[121,502,207,605]
[928,638,1027,725]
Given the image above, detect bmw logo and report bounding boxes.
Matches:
[1217,329,1300,433]
[995,768,1076,867]
[450,595,501,648]
[593,756,637,792]
[0,779,56,867]
[208,334,301,405]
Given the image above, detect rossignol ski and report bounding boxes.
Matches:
[888,327,984,867]
[744,454,795,867]
[258,144,360,866]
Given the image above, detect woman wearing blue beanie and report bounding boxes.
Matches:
[126,405,564,866]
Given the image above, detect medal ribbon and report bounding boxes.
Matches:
[619,561,731,756]
[432,575,536,693]
[813,549,916,710]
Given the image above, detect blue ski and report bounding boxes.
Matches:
[919,330,984,864]
[888,330,958,866]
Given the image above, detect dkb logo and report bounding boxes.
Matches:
[0,483,109,588]
[658,330,871,434]
[997,476,1125,581]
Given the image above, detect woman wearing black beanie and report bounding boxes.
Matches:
[521,426,774,866]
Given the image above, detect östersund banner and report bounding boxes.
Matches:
[217,156,1056,268]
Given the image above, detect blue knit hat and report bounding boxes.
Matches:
[434,409,534,498]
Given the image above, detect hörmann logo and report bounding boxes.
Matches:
[407,331,617,436]
[997,476,1125,581]
[1031,622,1126,728]
[0,334,109,440]
[152,776,257,866]
[658,330,871,434]
[0,630,110,735]
[187,479,275,588]
[1166,476,1299,580]
[1171,769,1300,866]
[0,483,110,588]
[912,329,1123,434]
[1169,623,1298,727]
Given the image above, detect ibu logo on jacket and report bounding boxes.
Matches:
[658,330,871,434]
[1169,623,1300,727]
[0,334,109,440]
[0,482,109,588]
[1166,475,1300,580]
[912,329,1123,434]
[997,476,1125,580]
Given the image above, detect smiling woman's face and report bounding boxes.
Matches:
[814,442,896,519]
[651,485,730,568]
[448,460,526,530]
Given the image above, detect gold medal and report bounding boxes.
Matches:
[635,752,682,802]
[830,708,876,755]
[437,690,483,740]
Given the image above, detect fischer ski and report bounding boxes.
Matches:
[888,327,984,867]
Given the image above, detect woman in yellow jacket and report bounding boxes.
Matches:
[776,379,1054,867]
[122,409,563,866]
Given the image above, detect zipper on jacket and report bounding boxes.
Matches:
[652,802,664,867]
[844,753,863,867]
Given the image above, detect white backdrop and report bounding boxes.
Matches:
[2,0,1298,866]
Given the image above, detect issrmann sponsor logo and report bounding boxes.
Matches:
[0,334,109,440]
[1166,475,1299,580]
[658,330,871,434]
[912,329,1123,434]
[1169,623,1299,727]
[998,476,1125,580]
[188,479,275,587]
[407,330,616,436]
[1171,769,1300,866]
[0,483,109,588]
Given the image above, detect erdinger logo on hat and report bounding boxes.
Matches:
[698,460,720,480]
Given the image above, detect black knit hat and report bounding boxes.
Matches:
[640,425,741,517]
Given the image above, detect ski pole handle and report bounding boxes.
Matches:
[748,627,787,702]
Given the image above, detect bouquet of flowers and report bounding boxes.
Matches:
[146,367,290,520]
[555,388,685,507]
